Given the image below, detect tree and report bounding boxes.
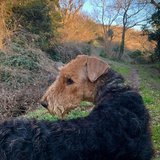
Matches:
[91,0,120,56]
[58,0,94,42]
[150,0,160,8]
[116,0,148,59]
[149,7,160,61]
[10,0,61,50]
[59,0,85,25]
[140,0,160,9]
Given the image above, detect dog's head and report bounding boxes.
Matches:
[40,55,110,118]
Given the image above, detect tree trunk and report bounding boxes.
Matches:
[118,26,126,60]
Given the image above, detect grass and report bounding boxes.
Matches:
[25,106,90,121]
[25,101,92,121]
[138,65,160,157]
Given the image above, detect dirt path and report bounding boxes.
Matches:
[128,68,140,91]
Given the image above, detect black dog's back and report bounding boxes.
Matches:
[89,91,153,160]
[0,90,153,160]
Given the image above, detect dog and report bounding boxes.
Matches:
[0,55,153,160]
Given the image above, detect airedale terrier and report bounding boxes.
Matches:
[0,55,153,160]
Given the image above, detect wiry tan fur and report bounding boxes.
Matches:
[41,55,110,118]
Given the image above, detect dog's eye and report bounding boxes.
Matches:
[66,78,74,85]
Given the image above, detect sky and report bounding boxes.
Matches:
[82,0,93,13]
[81,0,155,30]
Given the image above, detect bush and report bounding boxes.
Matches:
[12,0,59,34]
[54,42,91,63]
[35,34,51,51]
[96,36,104,42]
[8,0,61,51]
[99,50,107,58]
[0,70,33,88]
[112,45,119,54]
[135,56,150,64]
[129,50,142,59]
[46,48,61,61]
[0,51,5,57]
[3,53,39,71]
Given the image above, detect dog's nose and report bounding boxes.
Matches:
[40,101,48,108]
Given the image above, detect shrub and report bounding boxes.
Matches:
[0,70,32,88]
[96,36,104,42]
[3,53,39,71]
[0,51,5,57]
[134,56,150,64]
[112,45,119,54]
[12,0,60,35]
[54,42,90,63]
[99,50,107,58]
[8,0,61,51]
[129,50,142,59]
[35,34,51,51]
[46,48,61,61]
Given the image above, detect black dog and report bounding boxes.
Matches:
[0,69,153,160]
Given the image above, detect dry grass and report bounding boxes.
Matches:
[0,1,12,49]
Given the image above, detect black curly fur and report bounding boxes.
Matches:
[0,69,153,160]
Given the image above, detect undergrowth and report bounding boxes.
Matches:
[1,53,39,71]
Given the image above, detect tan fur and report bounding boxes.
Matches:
[41,55,110,118]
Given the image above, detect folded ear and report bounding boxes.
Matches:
[87,57,110,82]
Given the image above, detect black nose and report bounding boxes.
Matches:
[41,101,48,108]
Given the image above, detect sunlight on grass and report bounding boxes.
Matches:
[111,65,130,76]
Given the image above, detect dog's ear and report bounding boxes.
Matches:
[87,57,110,82]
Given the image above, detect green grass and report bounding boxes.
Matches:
[138,65,160,156]
[25,106,90,121]
[107,59,131,77]
[25,101,92,121]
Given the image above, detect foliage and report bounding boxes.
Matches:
[53,42,91,63]
[46,48,61,61]
[148,8,160,61]
[0,51,5,57]
[0,70,33,88]
[2,53,39,71]
[12,0,60,34]
[5,0,61,51]
[129,50,142,59]
[99,50,107,58]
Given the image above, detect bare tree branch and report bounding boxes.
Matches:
[150,0,160,9]
[116,0,149,59]
[60,0,85,24]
